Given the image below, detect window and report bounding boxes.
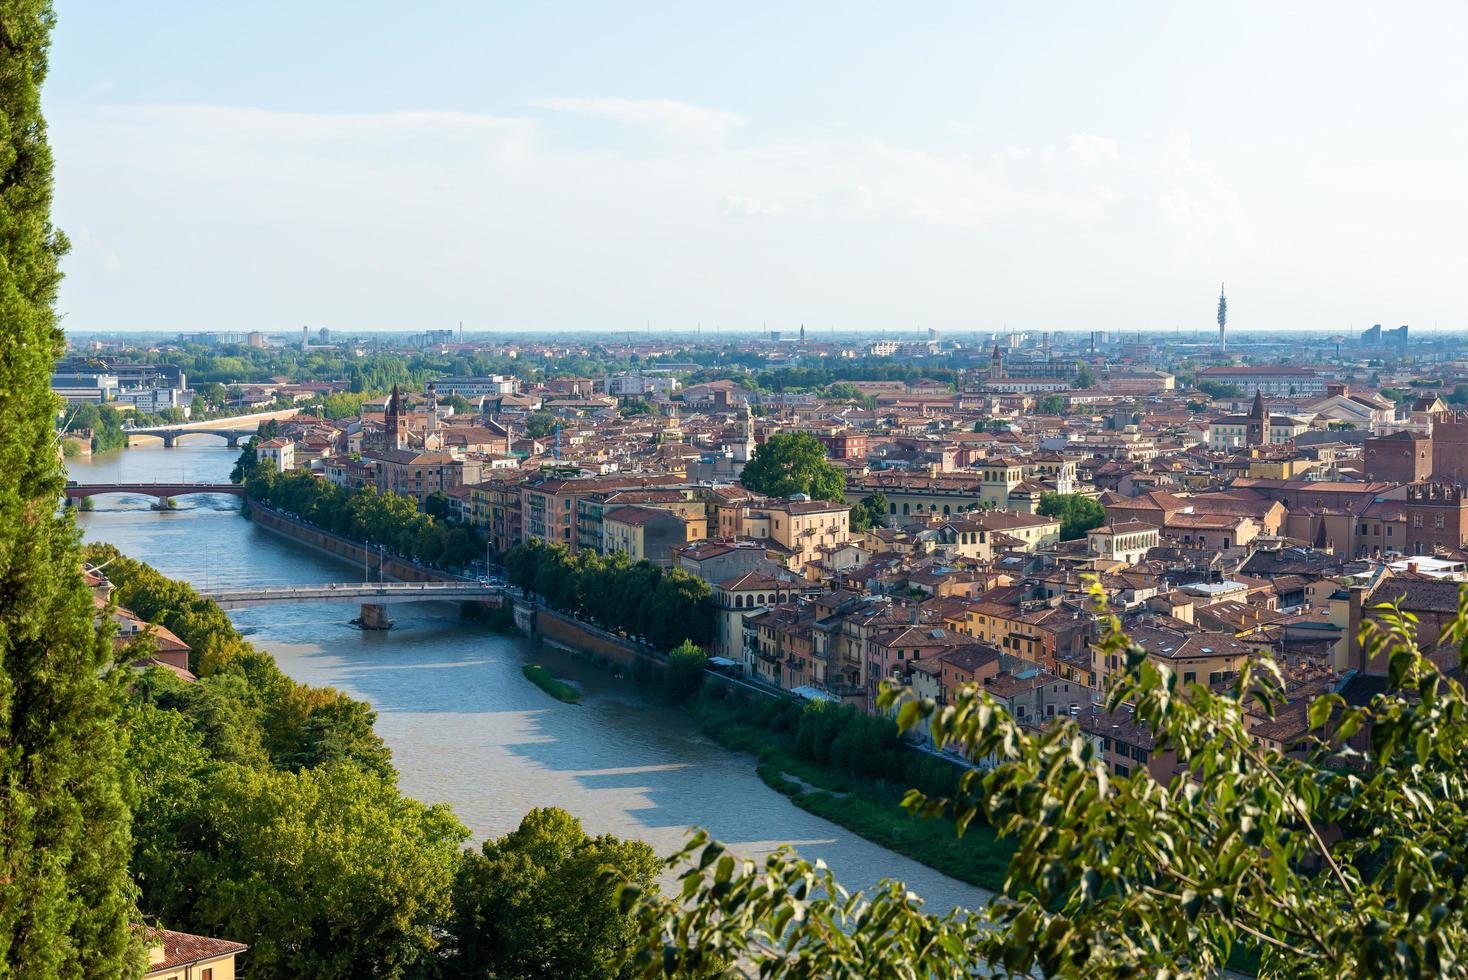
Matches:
[1115,763,1130,777]
[1183,671,1196,684]
[203,970,213,980]
[1436,514,1446,529]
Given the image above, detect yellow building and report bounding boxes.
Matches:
[602,505,707,567]
[714,496,852,573]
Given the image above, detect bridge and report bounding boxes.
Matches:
[65,482,245,501]
[122,408,301,448]
[199,581,505,629]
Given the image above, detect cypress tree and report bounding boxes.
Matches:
[0,2,138,974]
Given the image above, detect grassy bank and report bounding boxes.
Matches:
[687,696,1013,893]
[522,664,581,704]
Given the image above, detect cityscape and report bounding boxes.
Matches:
[7,2,1468,978]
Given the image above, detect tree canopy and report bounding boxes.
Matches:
[628,585,1468,977]
[449,808,659,979]
[1037,491,1106,541]
[0,2,138,972]
[848,492,888,533]
[739,432,847,502]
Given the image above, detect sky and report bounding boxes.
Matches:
[47,1,1468,335]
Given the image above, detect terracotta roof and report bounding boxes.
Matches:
[143,928,247,974]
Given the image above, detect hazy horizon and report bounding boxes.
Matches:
[48,2,1468,335]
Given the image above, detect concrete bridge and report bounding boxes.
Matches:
[64,482,245,502]
[122,408,300,448]
[200,581,505,629]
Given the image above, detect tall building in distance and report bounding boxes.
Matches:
[1217,282,1227,353]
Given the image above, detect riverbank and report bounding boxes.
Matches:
[686,695,1010,894]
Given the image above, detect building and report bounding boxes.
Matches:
[432,376,517,399]
[1404,483,1468,555]
[1363,430,1432,484]
[117,386,188,415]
[366,449,482,507]
[606,371,680,397]
[714,495,853,574]
[1196,366,1324,398]
[50,371,119,403]
[1087,521,1160,565]
[602,504,707,567]
[255,437,295,472]
[143,927,248,980]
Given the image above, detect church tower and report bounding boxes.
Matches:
[1246,389,1270,446]
[385,384,408,450]
[990,344,1004,381]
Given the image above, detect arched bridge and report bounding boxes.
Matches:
[65,482,245,501]
[124,426,259,448]
[200,581,504,610]
[122,408,301,447]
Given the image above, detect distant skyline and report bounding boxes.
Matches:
[48,1,1468,334]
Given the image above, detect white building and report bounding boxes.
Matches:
[1088,521,1161,565]
[255,438,295,473]
[432,376,517,398]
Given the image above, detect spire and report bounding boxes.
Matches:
[1249,388,1266,418]
[1217,282,1228,352]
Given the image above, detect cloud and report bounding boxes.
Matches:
[531,96,744,146]
[1066,133,1119,164]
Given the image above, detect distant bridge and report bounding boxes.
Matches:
[122,408,300,448]
[65,482,245,501]
[200,581,504,610]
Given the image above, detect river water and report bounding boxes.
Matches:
[68,442,988,914]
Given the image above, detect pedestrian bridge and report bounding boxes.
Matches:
[201,581,504,610]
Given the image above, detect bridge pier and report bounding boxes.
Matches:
[226,433,241,448]
[356,603,393,630]
[162,433,177,448]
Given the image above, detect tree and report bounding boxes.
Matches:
[849,492,888,532]
[664,640,709,703]
[1197,380,1245,399]
[1037,491,1106,541]
[1037,394,1065,415]
[449,808,659,979]
[0,3,139,973]
[526,411,557,438]
[629,588,1468,977]
[167,763,466,978]
[740,432,846,502]
[620,398,654,417]
[1071,364,1095,389]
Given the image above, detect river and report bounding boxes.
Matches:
[68,442,988,914]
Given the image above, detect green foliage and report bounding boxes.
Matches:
[1197,379,1245,399]
[1071,364,1096,389]
[635,584,1468,977]
[619,398,654,417]
[526,411,557,438]
[1037,393,1066,414]
[522,664,581,704]
[62,400,128,451]
[663,640,708,703]
[1378,387,1411,403]
[739,431,847,502]
[1037,491,1106,541]
[159,762,466,978]
[848,491,888,532]
[244,468,484,571]
[448,808,660,979]
[505,539,715,651]
[0,4,139,972]
[1447,384,1468,406]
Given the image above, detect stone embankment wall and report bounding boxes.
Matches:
[249,503,501,600]
[519,600,662,668]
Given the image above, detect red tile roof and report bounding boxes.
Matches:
[143,928,247,974]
